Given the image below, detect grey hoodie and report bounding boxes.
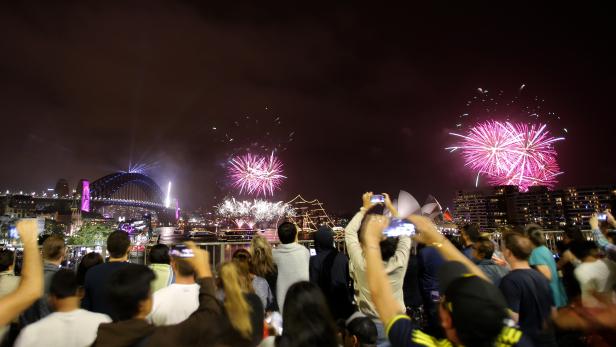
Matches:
[272,243,310,311]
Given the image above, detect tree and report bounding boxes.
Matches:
[68,222,114,246]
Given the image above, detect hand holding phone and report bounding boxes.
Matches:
[169,244,194,258]
[371,194,385,204]
[597,213,608,222]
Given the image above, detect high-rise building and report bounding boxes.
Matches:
[453,185,616,230]
[54,178,70,197]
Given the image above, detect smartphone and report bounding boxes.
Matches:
[8,225,18,239]
[309,248,316,256]
[371,195,385,204]
[383,218,416,237]
[597,213,607,222]
[168,244,194,258]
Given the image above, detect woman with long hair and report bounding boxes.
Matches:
[218,261,264,346]
[250,235,278,311]
[233,248,275,311]
[259,281,338,347]
[76,252,104,287]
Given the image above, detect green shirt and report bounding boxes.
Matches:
[529,245,567,307]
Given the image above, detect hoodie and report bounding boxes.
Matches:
[272,243,310,310]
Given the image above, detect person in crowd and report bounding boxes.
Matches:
[472,237,509,287]
[553,295,616,346]
[556,227,584,300]
[0,220,43,338]
[259,281,338,347]
[525,224,568,308]
[218,261,264,346]
[363,214,529,347]
[82,230,132,317]
[148,255,199,326]
[591,212,616,261]
[401,251,422,324]
[250,235,278,311]
[20,234,66,324]
[343,313,378,347]
[14,269,111,347]
[76,252,103,287]
[345,192,411,347]
[92,242,252,347]
[416,243,444,337]
[569,240,616,308]
[0,249,20,299]
[500,232,557,346]
[148,244,173,293]
[460,223,481,259]
[233,248,275,311]
[309,225,353,320]
[272,222,309,312]
[606,231,616,245]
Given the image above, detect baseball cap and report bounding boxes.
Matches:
[437,261,510,345]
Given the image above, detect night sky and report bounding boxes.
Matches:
[1,2,614,214]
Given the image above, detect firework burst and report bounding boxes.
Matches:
[217,197,293,228]
[447,121,564,191]
[228,152,286,196]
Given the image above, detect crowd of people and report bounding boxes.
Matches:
[1,193,616,346]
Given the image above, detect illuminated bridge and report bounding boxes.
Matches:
[89,172,166,210]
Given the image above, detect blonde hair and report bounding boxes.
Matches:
[219,262,252,339]
[250,235,276,277]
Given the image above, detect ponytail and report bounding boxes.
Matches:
[219,262,252,339]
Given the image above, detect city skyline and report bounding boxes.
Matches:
[1,2,614,213]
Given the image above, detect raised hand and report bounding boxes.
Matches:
[362,192,374,210]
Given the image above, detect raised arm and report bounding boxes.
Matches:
[408,215,491,283]
[345,192,373,267]
[364,215,404,325]
[0,219,43,325]
[590,213,616,262]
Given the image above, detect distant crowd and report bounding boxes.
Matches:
[1,192,616,347]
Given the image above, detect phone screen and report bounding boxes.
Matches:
[8,225,18,239]
[597,213,608,221]
[168,245,194,258]
[383,218,416,237]
[309,248,316,256]
[371,195,385,204]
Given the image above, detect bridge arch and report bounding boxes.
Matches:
[90,172,164,206]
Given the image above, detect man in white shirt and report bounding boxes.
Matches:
[148,256,199,326]
[570,241,616,307]
[272,222,310,310]
[15,269,111,347]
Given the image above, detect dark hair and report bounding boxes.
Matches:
[0,249,15,272]
[107,230,131,258]
[474,238,495,260]
[149,244,170,264]
[278,281,338,347]
[461,223,481,243]
[172,257,195,277]
[502,233,533,261]
[525,224,545,247]
[278,222,297,244]
[347,317,378,346]
[358,205,397,261]
[50,269,79,299]
[564,226,585,243]
[76,252,104,286]
[232,248,253,271]
[569,241,597,260]
[108,264,155,321]
[43,234,65,261]
[606,231,616,244]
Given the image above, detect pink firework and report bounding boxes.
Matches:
[228,152,286,196]
[448,121,564,191]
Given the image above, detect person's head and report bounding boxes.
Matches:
[0,248,15,272]
[279,281,338,347]
[42,234,66,263]
[148,244,170,265]
[471,238,495,261]
[108,264,155,321]
[563,226,585,244]
[314,226,335,251]
[525,224,546,247]
[106,230,131,259]
[460,223,481,245]
[501,232,533,263]
[344,315,378,347]
[170,257,195,278]
[278,222,298,244]
[218,262,252,339]
[358,205,399,262]
[569,241,598,261]
[76,252,104,286]
[437,262,510,347]
[49,269,80,309]
[606,231,616,245]
[250,235,275,277]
